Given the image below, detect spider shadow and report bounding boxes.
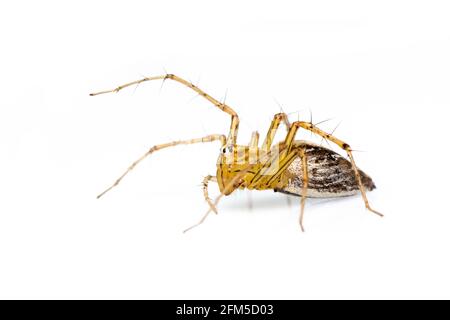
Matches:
[220,190,358,212]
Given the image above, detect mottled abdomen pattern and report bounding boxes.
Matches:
[276,142,376,198]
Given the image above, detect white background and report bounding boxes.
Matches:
[1,0,449,299]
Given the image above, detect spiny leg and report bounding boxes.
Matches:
[97,134,226,199]
[261,113,290,150]
[202,175,218,214]
[284,121,383,217]
[298,147,308,232]
[90,74,240,146]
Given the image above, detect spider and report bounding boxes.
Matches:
[91,74,382,232]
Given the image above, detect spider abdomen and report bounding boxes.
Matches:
[275,142,376,198]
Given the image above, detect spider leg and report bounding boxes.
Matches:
[90,74,240,146]
[249,131,260,148]
[248,131,260,165]
[261,113,290,150]
[284,121,382,217]
[97,134,226,199]
[202,175,218,214]
[298,147,308,232]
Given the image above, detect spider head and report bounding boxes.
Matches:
[218,144,236,165]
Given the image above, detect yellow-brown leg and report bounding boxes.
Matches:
[261,113,290,150]
[284,121,382,217]
[202,175,218,214]
[248,131,260,165]
[298,147,308,232]
[97,134,226,199]
[90,74,240,146]
[249,131,260,148]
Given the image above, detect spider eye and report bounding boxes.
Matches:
[221,146,233,154]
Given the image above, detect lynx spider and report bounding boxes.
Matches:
[91,74,382,232]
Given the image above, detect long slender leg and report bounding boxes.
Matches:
[298,147,308,232]
[97,134,226,199]
[90,74,240,146]
[261,113,290,150]
[284,121,382,217]
[202,175,218,214]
